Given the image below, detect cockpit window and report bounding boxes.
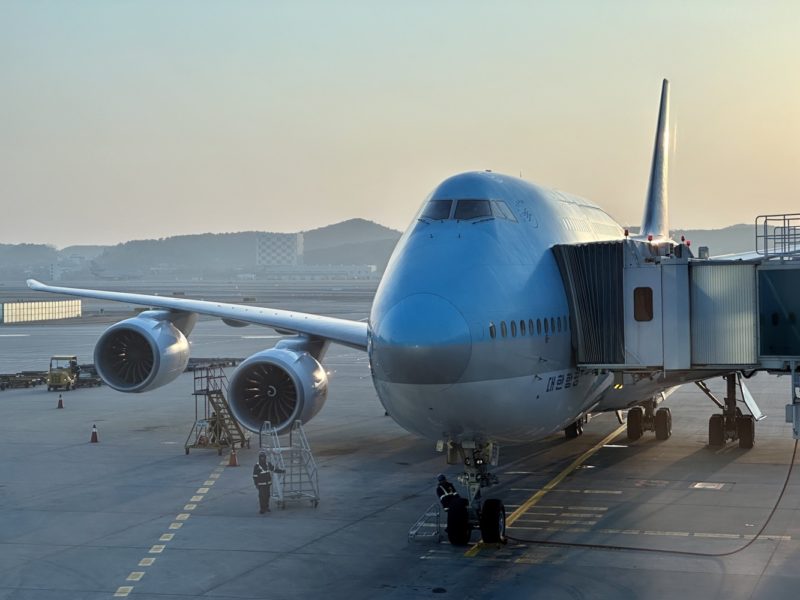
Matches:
[491,200,517,222]
[454,199,492,220]
[420,200,453,220]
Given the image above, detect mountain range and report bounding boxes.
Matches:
[0,220,763,282]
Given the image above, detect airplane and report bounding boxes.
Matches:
[27,79,765,546]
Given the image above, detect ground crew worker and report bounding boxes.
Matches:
[252,450,282,514]
[436,474,460,510]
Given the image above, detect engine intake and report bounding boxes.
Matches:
[94,311,193,392]
[228,348,328,433]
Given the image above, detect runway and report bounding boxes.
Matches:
[1,308,799,599]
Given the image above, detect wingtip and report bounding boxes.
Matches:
[26,278,42,289]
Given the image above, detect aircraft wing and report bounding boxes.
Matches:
[26,279,369,351]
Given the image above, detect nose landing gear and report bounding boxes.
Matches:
[440,440,507,546]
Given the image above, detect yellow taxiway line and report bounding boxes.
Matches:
[465,423,626,557]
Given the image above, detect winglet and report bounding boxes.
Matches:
[27,279,45,290]
[640,79,670,240]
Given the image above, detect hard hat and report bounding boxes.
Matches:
[437,473,446,482]
[258,449,267,457]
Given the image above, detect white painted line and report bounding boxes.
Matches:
[569,506,608,511]
[694,532,740,539]
[114,587,133,597]
[159,533,174,541]
[184,503,197,510]
[138,558,155,567]
[191,495,204,502]
[197,487,210,494]
[554,520,597,525]
[583,490,622,495]
[176,513,190,521]
[692,482,726,490]
[169,522,183,530]
[203,480,215,486]
[126,572,145,582]
[149,545,166,553]
[209,473,221,479]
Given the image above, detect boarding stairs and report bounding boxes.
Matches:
[408,501,443,543]
[259,420,320,508]
[185,365,250,455]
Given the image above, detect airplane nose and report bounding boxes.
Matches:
[370,293,472,385]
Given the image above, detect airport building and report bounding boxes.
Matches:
[0,299,82,324]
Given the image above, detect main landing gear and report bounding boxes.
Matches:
[440,440,506,546]
[696,373,758,449]
[626,398,672,442]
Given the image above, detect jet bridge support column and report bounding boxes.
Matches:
[786,362,800,440]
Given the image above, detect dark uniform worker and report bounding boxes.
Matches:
[252,450,283,514]
[435,474,460,510]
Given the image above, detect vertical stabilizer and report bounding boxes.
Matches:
[640,79,670,239]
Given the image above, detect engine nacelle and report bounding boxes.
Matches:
[228,348,328,433]
[94,311,193,393]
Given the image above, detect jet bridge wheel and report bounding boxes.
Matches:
[479,499,507,544]
[737,415,755,449]
[655,407,672,440]
[626,407,644,441]
[708,414,725,447]
[446,498,472,546]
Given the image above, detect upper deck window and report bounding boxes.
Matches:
[420,200,453,221]
[454,199,492,220]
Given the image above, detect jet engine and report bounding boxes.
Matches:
[94,311,195,393]
[228,347,328,433]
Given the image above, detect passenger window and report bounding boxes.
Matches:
[420,200,453,220]
[454,199,492,220]
[550,317,555,333]
[520,320,526,335]
[511,321,517,337]
[537,319,542,335]
[557,317,562,333]
[489,322,496,339]
[528,319,534,335]
[501,321,507,337]
[544,319,549,334]
[634,287,654,322]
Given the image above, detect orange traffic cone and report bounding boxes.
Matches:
[57,394,64,409]
[90,424,99,443]
[228,449,239,467]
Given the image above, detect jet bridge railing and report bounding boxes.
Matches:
[756,213,800,259]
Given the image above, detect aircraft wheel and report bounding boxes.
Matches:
[708,414,725,447]
[564,419,583,439]
[627,407,644,441]
[737,415,755,449]
[655,407,672,440]
[480,499,507,544]
[446,498,472,546]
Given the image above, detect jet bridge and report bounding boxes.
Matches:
[553,214,800,441]
[554,216,800,374]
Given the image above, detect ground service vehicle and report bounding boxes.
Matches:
[47,355,79,391]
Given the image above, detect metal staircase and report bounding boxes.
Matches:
[408,501,443,542]
[185,365,250,455]
[259,420,320,508]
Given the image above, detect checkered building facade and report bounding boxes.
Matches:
[256,233,304,267]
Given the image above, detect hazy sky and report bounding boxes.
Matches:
[2,1,798,248]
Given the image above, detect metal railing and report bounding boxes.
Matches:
[756,214,800,258]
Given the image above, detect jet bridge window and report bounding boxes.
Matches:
[420,200,453,220]
[489,322,496,339]
[634,287,654,321]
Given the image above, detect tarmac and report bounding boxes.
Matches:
[1,292,800,599]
